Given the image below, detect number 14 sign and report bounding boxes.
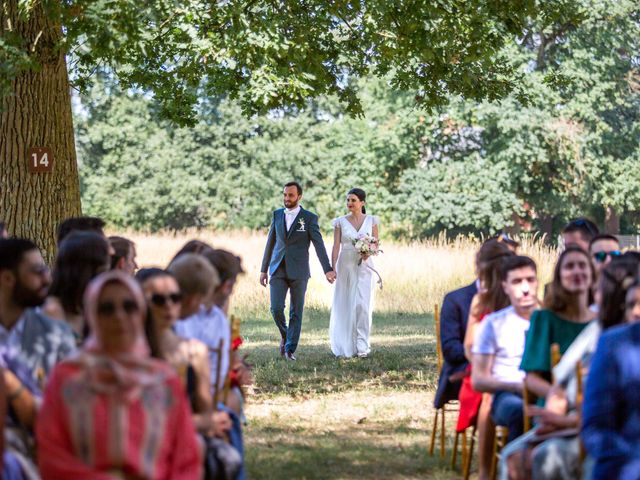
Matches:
[27,147,54,173]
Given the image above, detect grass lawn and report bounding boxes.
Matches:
[131,230,555,479]
[241,307,459,479]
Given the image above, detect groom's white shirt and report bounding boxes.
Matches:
[284,205,301,231]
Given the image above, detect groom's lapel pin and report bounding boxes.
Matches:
[297,218,306,232]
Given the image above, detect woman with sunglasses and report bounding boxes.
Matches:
[136,268,231,438]
[36,271,201,479]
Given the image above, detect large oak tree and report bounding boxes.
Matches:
[1,0,581,259]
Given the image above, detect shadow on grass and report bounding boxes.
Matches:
[245,421,458,480]
[240,306,458,478]
[240,308,440,396]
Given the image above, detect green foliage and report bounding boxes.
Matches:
[76,0,640,237]
[3,0,585,124]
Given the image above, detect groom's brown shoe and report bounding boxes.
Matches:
[279,338,286,357]
[285,352,296,361]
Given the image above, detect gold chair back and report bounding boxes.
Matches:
[210,338,225,406]
[435,303,443,371]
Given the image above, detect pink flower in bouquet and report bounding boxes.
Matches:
[352,234,382,265]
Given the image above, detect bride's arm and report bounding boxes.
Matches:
[372,224,379,240]
[331,225,341,271]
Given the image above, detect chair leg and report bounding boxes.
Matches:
[491,427,508,480]
[490,430,499,480]
[429,408,440,456]
[440,405,446,458]
[463,426,476,480]
[451,431,460,469]
[461,429,468,468]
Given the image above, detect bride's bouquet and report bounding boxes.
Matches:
[352,234,382,266]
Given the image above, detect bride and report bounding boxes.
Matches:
[330,188,379,358]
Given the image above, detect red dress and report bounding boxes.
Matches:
[455,313,486,432]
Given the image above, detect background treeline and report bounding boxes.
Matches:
[75,0,640,239]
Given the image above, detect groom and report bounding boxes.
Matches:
[260,182,336,361]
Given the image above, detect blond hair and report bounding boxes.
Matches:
[167,253,220,295]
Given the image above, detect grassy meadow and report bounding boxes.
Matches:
[129,230,558,479]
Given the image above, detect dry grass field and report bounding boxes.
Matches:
[127,230,558,479]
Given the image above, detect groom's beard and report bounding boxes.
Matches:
[284,200,299,209]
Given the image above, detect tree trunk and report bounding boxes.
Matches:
[539,214,554,243]
[0,1,81,264]
[604,206,620,234]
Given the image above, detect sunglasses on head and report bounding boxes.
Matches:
[97,299,139,316]
[569,218,598,236]
[593,250,622,263]
[150,293,182,307]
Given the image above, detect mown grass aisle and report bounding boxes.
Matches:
[241,308,455,479]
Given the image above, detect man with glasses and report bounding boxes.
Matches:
[589,234,621,276]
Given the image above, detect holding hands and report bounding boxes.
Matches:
[326,270,336,284]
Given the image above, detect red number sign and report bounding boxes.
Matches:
[27,147,54,173]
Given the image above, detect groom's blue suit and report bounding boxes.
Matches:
[261,207,332,355]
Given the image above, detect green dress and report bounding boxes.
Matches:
[520,309,590,375]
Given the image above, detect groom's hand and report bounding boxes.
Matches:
[259,272,268,287]
[325,270,336,284]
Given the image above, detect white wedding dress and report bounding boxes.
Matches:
[329,214,379,357]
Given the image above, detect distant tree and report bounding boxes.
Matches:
[1,0,583,258]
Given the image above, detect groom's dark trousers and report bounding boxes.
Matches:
[261,207,332,355]
[270,260,308,354]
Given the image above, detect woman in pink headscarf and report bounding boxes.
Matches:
[36,271,202,480]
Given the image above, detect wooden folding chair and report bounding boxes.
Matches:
[210,338,225,406]
[575,360,586,462]
[462,424,477,480]
[490,425,509,480]
[222,315,241,405]
[429,303,460,459]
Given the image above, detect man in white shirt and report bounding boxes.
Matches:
[472,255,539,442]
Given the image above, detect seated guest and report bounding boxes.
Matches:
[175,249,245,398]
[136,268,231,437]
[626,281,640,323]
[433,274,477,410]
[0,239,76,477]
[184,249,249,480]
[581,281,640,478]
[589,234,621,276]
[0,238,76,385]
[472,256,539,443]
[0,221,7,239]
[56,216,106,245]
[170,239,215,263]
[459,239,514,480]
[561,217,599,252]
[167,253,219,319]
[500,255,639,479]
[43,231,111,342]
[36,271,202,479]
[109,236,138,275]
[521,245,596,400]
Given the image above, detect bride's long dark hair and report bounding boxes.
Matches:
[348,188,367,214]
